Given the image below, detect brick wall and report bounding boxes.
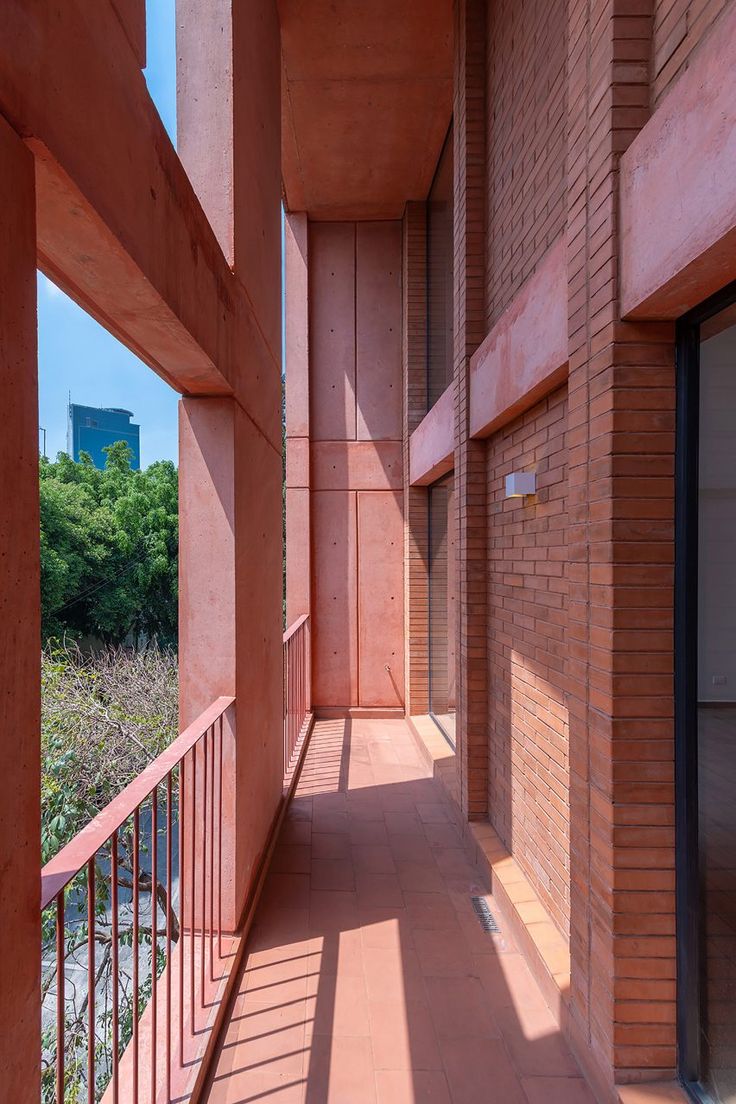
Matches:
[651,0,731,105]
[454,0,488,818]
[486,386,570,936]
[565,0,677,1087]
[403,202,430,716]
[485,0,567,328]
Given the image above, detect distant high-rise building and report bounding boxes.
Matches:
[67,404,141,470]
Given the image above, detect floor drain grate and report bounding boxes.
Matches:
[471,896,500,933]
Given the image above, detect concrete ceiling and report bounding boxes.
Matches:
[279,0,453,221]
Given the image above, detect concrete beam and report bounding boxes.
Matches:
[620,2,736,319]
[409,382,454,485]
[469,236,568,439]
[0,0,280,448]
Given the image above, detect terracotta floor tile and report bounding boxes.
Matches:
[412,927,475,978]
[356,871,405,908]
[375,1069,452,1103]
[352,844,398,873]
[368,999,443,1071]
[424,976,500,1039]
[385,811,425,836]
[311,832,351,859]
[439,1037,528,1104]
[404,892,461,930]
[307,973,370,1037]
[521,1075,598,1103]
[304,1035,377,1104]
[422,823,463,848]
[308,927,364,979]
[395,859,446,894]
[207,721,593,1104]
[363,945,427,1003]
[310,857,356,892]
[308,890,360,933]
[416,802,452,824]
[272,844,312,874]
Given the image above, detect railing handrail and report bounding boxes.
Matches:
[283,613,308,644]
[41,695,235,909]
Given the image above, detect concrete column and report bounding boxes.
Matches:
[179,397,283,929]
[0,115,41,1103]
[176,0,281,359]
[284,211,311,626]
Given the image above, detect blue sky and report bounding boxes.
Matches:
[38,0,179,467]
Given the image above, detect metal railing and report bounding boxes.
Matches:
[41,696,233,1104]
[283,614,310,771]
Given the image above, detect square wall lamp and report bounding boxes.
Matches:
[505,471,536,498]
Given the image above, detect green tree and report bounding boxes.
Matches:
[40,443,178,645]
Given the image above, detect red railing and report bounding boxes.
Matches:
[41,696,233,1104]
[283,614,310,771]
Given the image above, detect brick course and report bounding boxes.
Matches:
[486,387,571,937]
[485,0,567,328]
[651,0,730,105]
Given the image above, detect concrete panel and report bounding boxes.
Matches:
[469,237,568,438]
[620,2,736,319]
[111,0,146,67]
[356,221,402,441]
[285,212,309,438]
[409,381,454,485]
[310,222,356,440]
[286,436,310,489]
[312,490,358,706]
[312,441,402,491]
[286,487,311,622]
[357,491,405,708]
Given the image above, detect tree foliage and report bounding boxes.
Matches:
[40,442,178,646]
[41,642,179,1102]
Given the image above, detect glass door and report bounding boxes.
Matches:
[677,287,736,1102]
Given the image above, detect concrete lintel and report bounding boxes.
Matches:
[409,382,454,486]
[620,2,736,319]
[469,236,568,440]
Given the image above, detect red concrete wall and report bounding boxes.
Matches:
[0,115,41,1104]
[309,220,405,711]
[486,387,570,936]
[651,0,731,105]
[485,0,566,329]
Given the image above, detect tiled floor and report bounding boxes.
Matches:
[206,719,593,1104]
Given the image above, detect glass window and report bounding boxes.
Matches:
[679,297,736,1103]
[428,474,456,747]
[426,128,454,410]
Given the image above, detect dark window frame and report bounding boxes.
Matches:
[428,472,456,750]
[676,278,736,1103]
[425,122,454,413]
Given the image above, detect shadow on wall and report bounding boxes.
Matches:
[486,385,570,941]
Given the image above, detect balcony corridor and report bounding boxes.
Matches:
[205,719,594,1104]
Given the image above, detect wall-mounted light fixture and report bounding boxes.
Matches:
[505,471,536,498]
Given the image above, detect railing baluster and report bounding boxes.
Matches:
[201,729,208,1006]
[209,725,215,984]
[218,715,223,964]
[111,831,120,1104]
[178,760,185,1072]
[133,807,140,1104]
[151,786,158,1103]
[190,749,196,1033]
[166,771,172,1104]
[56,891,65,1104]
[87,858,95,1104]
